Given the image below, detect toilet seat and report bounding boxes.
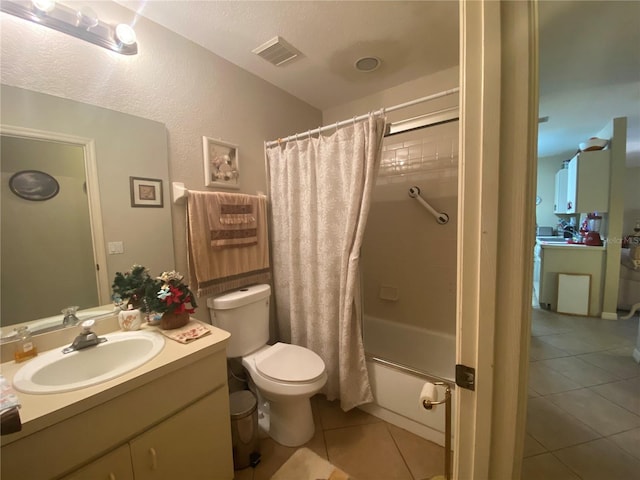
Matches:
[254,343,325,383]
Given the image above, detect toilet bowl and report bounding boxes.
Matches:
[207,284,327,447]
[242,343,327,446]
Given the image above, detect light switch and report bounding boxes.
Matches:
[108,241,124,254]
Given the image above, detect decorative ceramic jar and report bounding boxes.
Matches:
[118,308,142,331]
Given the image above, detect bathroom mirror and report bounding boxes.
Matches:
[1,134,101,327]
[0,85,176,336]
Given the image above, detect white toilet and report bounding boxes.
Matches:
[207,284,327,447]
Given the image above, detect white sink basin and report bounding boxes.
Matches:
[13,331,165,394]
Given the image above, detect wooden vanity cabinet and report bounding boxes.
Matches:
[2,346,233,480]
[62,388,230,480]
[62,444,134,480]
[129,388,229,480]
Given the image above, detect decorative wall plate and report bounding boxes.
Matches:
[9,170,59,201]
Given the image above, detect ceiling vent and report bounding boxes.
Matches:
[252,36,300,66]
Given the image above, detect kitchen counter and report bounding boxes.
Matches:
[535,242,606,315]
[0,318,230,445]
[536,239,606,250]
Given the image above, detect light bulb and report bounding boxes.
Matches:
[115,23,136,46]
[76,6,98,29]
[32,0,55,13]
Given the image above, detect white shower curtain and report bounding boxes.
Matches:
[266,114,385,411]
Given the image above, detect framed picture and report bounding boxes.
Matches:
[130,176,163,208]
[203,136,240,189]
[9,170,59,201]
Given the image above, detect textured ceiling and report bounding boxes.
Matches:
[117,0,459,111]
[117,0,640,165]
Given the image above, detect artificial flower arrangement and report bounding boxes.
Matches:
[111,264,154,310]
[145,270,197,316]
[112,266,197,329]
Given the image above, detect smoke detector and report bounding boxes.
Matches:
[252,36,301,66]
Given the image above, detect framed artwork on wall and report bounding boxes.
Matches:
[130,176,163,208]
[203,136,240,189]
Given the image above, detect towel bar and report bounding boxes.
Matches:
[172,182,266,205]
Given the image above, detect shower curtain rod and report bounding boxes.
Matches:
[265,86,460,147]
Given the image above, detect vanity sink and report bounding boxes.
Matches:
[12,331,165,394]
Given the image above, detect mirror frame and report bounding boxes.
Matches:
[1,124,110,306]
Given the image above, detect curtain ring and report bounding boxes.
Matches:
[335,121,339,133]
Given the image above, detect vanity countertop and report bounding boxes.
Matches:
[537,240,606,251]
[0,320,230,445]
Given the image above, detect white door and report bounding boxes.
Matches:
[456,1,537,478]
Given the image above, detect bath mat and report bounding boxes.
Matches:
[271,448,351,480]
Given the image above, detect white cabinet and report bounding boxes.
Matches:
[2,347,233,480]
[565,150,610,214]
[62,444,134,480]
[130,389,231,480]
[61,390,231,480]
[554,168,569,213]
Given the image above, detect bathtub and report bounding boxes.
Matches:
[360,315,456,446]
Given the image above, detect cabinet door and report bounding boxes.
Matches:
[574,151,610,213]
[565,151,610,214]
[61,444,134,480]
[130,387,233,480]
[554,168,568,213]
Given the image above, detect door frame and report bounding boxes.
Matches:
[455,1,538,478]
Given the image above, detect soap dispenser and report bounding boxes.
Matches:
[13,326,38,363]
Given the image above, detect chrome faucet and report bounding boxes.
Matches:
[62,319,107,354]
[61,306,80,326]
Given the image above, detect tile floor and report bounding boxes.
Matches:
[233,395,446,480]
[234,307,640,480]
[523,306,640,480]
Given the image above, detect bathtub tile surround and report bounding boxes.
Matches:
[523,307,640,479]
[235,395,446,480]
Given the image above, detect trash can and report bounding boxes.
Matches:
[229,390,261,470]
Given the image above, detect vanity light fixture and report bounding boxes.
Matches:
[0,0,138,55]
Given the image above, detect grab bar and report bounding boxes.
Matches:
[408,186,449,224]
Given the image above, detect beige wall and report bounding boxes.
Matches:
[536,154,565,230]
[323,66,459,125]
[1,86,174,282]
[1,137,98,324]
[324,67,459,335]
[623,167,640,235]
[1,1,321,322]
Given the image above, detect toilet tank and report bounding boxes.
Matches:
[206,284,270,358]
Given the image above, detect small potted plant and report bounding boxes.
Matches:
[145,271,197,330]
[111,264,154,311]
